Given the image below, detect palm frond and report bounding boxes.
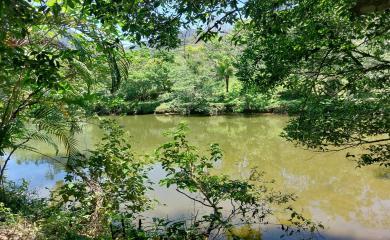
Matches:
[28,130,59,155]
[31,105,80,157]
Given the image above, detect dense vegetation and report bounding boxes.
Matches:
[92,40,301,116]
[0,0,388,239]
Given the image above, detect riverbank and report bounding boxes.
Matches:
[93,98,301,116]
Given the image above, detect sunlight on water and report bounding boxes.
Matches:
[5,115,390,240]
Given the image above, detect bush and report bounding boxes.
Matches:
[0,180,47,221]
[155,102,174,114]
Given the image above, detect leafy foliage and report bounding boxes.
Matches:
[156,123,322,239]
[230,0,390,166]
[53,120,150,237]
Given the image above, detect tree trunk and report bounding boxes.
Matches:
[106,49,121,94]
[225,76,229,93]
[89,198,104,235]
[85,180,105,237]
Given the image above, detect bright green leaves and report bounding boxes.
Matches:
[121,48,173,104]
[46,0,58,7]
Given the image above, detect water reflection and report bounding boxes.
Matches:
[6,114,390,239]
[5,158,65,197]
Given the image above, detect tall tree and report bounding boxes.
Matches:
[231,0,389,166]
[215,56,234,92]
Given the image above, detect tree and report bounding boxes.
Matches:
[215,56,234,92]
[0,1,85,182]
[228,0,389,167]
[123,49,174,102]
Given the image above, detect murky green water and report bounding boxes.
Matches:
[5,115,390,239]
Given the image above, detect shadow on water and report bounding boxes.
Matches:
[4,115,390,240]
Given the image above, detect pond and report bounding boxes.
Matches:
[5,115,390,240]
